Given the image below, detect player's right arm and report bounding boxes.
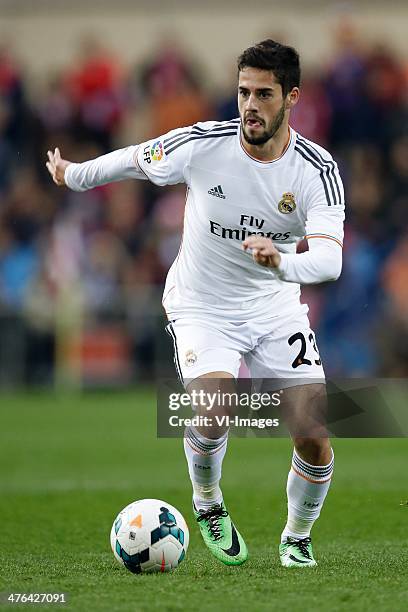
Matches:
[46,147,73,186]
[46,127,194,190]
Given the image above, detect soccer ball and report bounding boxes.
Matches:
[110,499,189,573]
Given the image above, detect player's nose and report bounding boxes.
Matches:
[245,93,260,111]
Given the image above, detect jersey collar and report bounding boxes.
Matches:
[238,126,294,165]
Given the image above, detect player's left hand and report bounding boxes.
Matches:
[242,236,281,268]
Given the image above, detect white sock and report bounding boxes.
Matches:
[281,448,334,542]
[183,426,228,510]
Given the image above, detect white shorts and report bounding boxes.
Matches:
[165,303,325,386]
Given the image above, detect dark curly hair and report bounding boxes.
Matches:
[237,39,301,96]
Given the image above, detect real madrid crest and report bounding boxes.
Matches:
[278,192,296,214]
[185,350,197,367]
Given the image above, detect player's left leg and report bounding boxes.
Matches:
[245,307,331,568]
[278,383,333,568]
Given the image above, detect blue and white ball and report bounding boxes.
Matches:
[110,499,189,573]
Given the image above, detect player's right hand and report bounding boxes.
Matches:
[46,148,71,186]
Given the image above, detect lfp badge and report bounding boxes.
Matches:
[151,141,164,161]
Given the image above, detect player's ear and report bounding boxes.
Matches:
[285,87,300,110]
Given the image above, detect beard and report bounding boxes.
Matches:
[241,101,286,146]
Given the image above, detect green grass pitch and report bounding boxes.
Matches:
[0,390,407,611]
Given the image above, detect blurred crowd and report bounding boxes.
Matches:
[0,22,407,385]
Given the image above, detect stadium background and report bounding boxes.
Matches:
[0,0,407,386]
[0,3,407,610]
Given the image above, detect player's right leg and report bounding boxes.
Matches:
[166,320,248,565]
[185,373,248,565]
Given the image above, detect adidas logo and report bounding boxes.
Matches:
[208,185,226,199]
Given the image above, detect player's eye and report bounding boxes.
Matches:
[259,92,272,99]
[239,90,250,98]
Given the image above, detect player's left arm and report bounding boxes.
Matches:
[243,163,345,284]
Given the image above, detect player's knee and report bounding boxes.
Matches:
[293,437,331,465]
[195,424,229,440]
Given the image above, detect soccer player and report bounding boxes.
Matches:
[46,40,344,568]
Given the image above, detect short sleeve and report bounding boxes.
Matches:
[136,126,193,186]
[303,157,345,247]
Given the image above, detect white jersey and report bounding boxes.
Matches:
[136,119,345,319]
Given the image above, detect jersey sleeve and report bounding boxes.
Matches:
[136,126,193,186]
[65,146,146,192]
[303,157,345,247]
[276,154,345,285]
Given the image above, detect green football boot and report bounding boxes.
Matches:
[194,502,248,566]
[279,536,317,568]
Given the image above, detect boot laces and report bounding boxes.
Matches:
[290,537,312,559]
[197,504,229,541]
